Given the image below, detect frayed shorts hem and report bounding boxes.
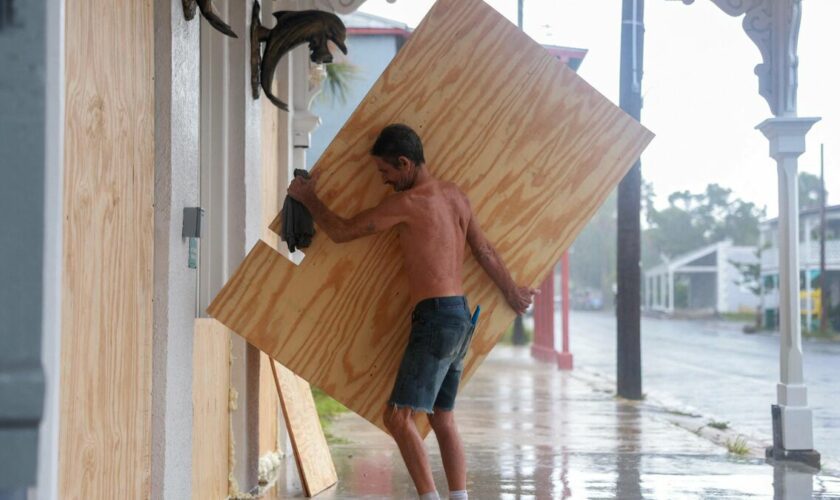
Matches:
[386,401,455,415]
[387,401,434,414]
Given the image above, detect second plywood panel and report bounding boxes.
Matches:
[271,361,338,497]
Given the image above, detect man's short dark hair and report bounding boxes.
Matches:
[370,124,425,168]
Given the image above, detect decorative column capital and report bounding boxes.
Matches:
[279,0,398,14]
[311,0,397,14]
[756,116,820,159]
[684,0,802,117]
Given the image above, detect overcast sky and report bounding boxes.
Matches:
[357,0,839,219]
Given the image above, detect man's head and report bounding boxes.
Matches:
[370,124,425,192]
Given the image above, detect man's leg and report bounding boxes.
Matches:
[428,408,466,492]
[383,405,437,496]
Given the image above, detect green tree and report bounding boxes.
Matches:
[643,205,706,266]
[569,190,616,301]
[319,61,361,106]
[799,171,827,212]
[730,245,766,331]
[642,182,764,267]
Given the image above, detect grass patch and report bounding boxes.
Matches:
[708,420,729,430]
[725,436,749,456]
[721,312,756,322]
[803,328,840,340]
[312,387,350,444]
[666,408,701,418]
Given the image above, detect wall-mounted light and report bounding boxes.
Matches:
[250,0,347,111]
[183,0,237,38]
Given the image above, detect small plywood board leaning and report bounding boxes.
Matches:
[270,359,338,496]
[209,0,653,435]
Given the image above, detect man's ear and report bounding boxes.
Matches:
[397,156,413,171]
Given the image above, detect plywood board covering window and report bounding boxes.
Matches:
[59,0,155,497]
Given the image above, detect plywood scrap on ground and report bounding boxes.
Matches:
[270,360,338,497]
[209,0,653,436]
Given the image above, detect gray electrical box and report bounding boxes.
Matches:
[182,207,204,239]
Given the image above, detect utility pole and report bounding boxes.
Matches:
[512,0,528,346]
[616,0,644,399]
[820,144,828,332]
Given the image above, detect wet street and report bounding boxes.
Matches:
[570,310,840,471]
[271,345,840,498]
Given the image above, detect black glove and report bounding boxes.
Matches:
[281,169,315,252]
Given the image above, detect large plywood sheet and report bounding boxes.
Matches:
[209,0,653,434]
[59,0,154,497]
[192,319,231,499]
[271,362,338,496]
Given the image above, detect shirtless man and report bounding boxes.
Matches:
[288,124,537,500]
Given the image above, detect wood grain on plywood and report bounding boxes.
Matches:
[192,319,231,499]
[209,0,653,435]
[271,362,338,497]
[59,0,155,497]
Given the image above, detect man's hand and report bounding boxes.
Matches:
[287,171,320,207]
[505,286,540,315]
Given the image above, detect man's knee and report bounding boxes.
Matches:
[428,408,456,433]
[383,405,414,435]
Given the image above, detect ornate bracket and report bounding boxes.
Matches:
[272,0,397,152]
[183,0,238,38]
[250,0,348,111]
[684,0,800,117]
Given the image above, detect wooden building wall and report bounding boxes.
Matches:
[59,0,155,497]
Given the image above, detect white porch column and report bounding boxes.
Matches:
[758,116,820,465]
[804,217,813,330]
[659,274,665,310]
[291,45,325,171]
[648,276,654,309]
[667,268,675,313]
[681,0,823,468]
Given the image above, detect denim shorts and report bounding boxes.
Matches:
[388,296,476,414]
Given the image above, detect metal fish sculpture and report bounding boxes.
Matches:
[183,0,238,38]
[250,0,348,110]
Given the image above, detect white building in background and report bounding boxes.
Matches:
[644,240,760,315]
[760,204,840,331]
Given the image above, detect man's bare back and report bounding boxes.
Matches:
[390,178,470,304]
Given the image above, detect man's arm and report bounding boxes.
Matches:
[288,173,405,243]
[466,207,539,315]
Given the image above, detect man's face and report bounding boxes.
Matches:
[374,156,414,192]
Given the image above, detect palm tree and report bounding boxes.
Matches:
[319,61,360,106]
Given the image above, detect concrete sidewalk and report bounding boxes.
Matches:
[272,346,840,498]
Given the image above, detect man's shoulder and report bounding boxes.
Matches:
[439,180,468,200]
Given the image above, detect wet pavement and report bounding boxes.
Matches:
[270,345,840,499]
[570,310,840,471]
